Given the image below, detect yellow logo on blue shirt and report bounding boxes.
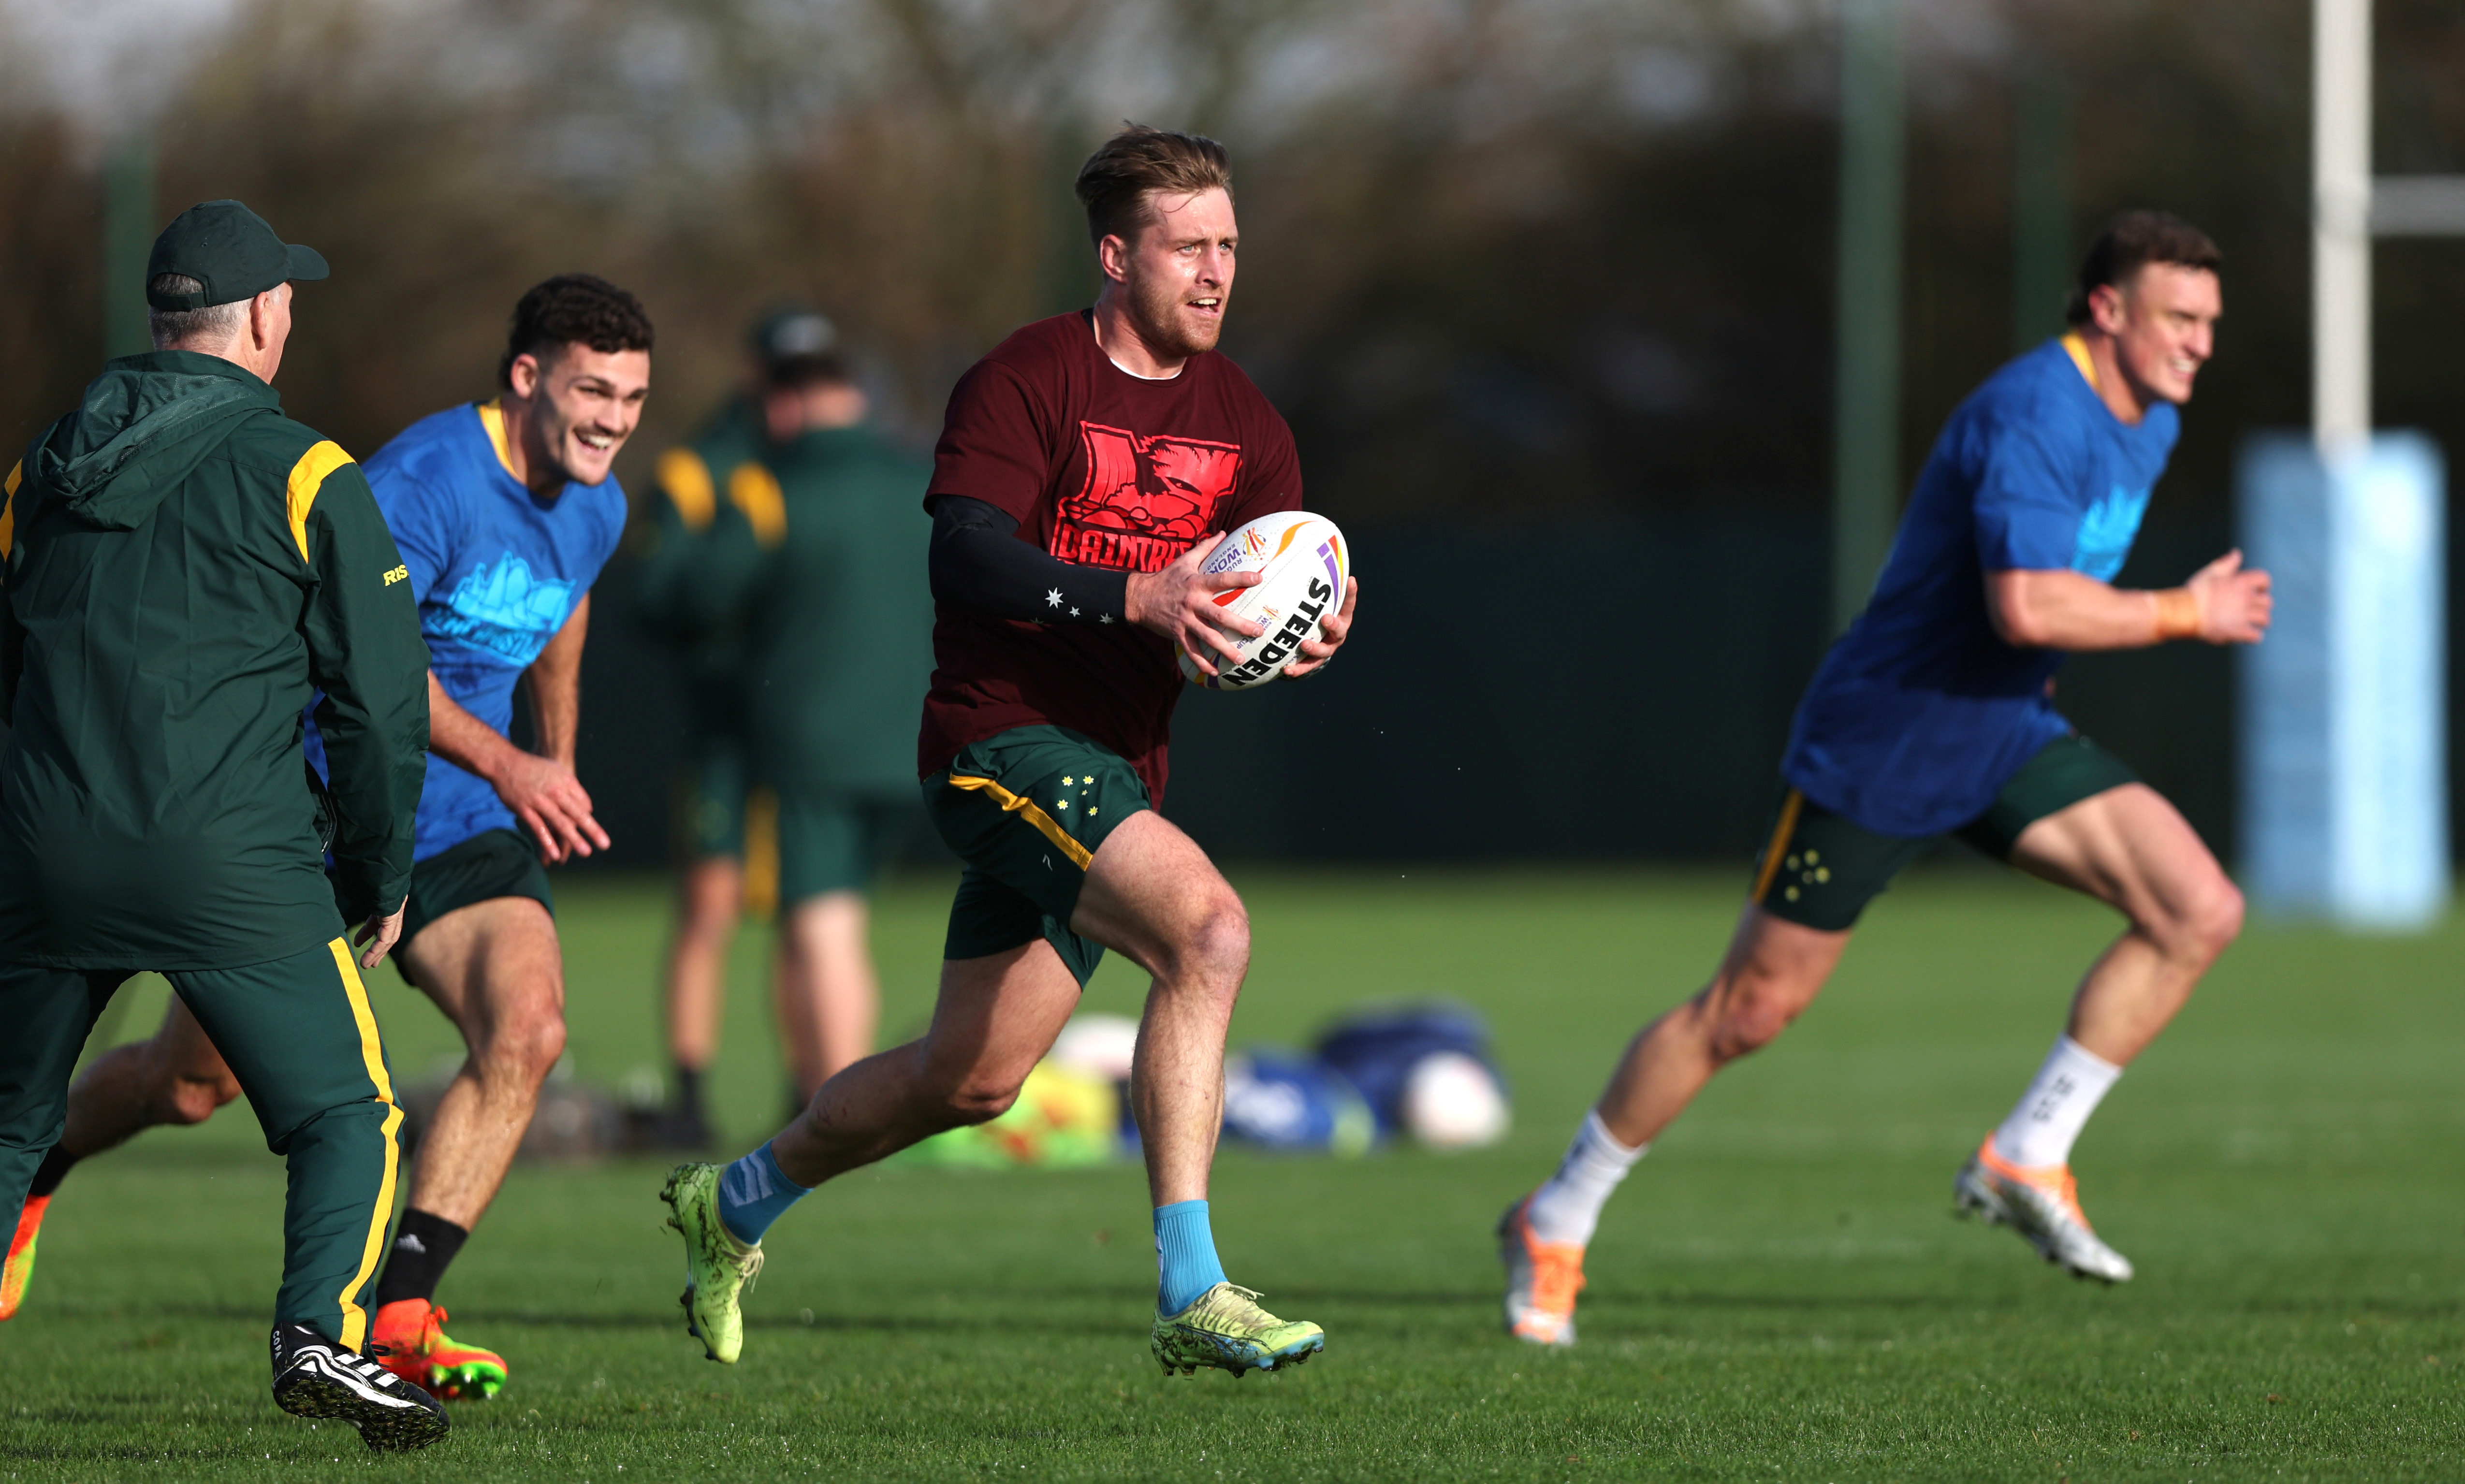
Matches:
[430,554,574,664]
[2069,485,2150,582]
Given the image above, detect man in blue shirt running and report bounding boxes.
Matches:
[26,275,650,1401]
[1498,213,2271,1346]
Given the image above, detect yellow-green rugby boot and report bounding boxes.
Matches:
[660,1162,764,1363]
[1152,1282,1324,1376]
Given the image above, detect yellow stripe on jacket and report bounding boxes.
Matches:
[0,459,20,560]
[727,461,788,549]
[656,448,717,531]
[286,442,357,564]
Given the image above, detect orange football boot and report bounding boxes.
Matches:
[1497,1195,1586,1347]
[1,1194,49,1321]
[369,1298,508,1400]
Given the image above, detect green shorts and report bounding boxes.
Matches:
[1751,733,2141,932]
[775,791,916,904]
[924,725,1151,989]
[677,731,750,862]
[400,829,554,947]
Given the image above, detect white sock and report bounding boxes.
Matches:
[1991,1035,2123,1169]
[1524,1110,1648,1247]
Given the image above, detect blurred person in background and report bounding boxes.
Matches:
[23,274,653,1406]
[1497,213,2268,1348]
[0,200,445,1449]
[635,319,770,1149]
[636,307,934,1144]
[658,124,1356,1380]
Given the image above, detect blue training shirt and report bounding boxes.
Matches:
[1780,336,2181,837]
[355,401,627,860]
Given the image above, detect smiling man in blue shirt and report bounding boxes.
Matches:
[1498,213,2273,1346]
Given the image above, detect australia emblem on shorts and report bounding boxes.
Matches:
[1053,422,1242,572]
[432,554,575,666]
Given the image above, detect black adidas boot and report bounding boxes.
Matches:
[269,1322,449,1452]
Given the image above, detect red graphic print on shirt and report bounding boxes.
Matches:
[1051,422,1243,572]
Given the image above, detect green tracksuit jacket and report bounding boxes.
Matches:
[644,421,934,798]
[636,399,764,766]
[0,351,430,970]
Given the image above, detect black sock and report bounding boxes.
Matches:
[371,1208,469,1309]
[27,1145,78,1199]
[672,1064,705,1116]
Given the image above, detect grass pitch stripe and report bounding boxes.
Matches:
[946,774,1093,870]
[327,936,403,1353]
[1750,788,1805,904]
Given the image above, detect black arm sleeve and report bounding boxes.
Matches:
[928,496,1129,626]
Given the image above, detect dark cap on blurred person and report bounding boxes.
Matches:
[749,305,846,386]
[145,200,330,310]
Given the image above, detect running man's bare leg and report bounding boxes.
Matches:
[663,857,742,1076]
[1949,783,2239,1283]
[764,809,1241,1199]
[1503,904,1853,1344]
[2007,782,2243,1064]
[57,997,243,1161]
[1592,906,1852,1148]
[393,898,569,1227]
[1065,811,1247,1208]
[774,891,880,1100]
[765,941,1079,1185]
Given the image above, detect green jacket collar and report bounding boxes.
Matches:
[27,351,283,531]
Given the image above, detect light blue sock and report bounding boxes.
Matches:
[716,1142,810,1245]
[1153,1199,1228,1313]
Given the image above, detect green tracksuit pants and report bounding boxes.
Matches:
[0,937,403,1351]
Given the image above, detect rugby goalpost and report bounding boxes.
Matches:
[2239,0,2454,929]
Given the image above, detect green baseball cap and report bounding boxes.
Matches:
[748,304,837,366]
[144,199,329,310]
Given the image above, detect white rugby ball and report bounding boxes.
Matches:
[1400,1051,1512,1150]
[1174,511,1350,690]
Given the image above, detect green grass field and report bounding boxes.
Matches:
[5,868,2463,1481]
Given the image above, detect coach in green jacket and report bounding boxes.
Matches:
[0,201,443,1448]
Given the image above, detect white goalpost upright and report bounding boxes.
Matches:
[2240,0,2455,929]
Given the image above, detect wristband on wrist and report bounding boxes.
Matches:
[2152,587,2202,641]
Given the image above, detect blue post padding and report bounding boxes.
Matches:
[2238,431,2448,930]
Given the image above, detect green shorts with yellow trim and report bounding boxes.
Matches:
[400,829,554,948]
[1751,733,2141,932]
[924,725,1152,988]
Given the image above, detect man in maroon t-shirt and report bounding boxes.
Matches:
[661,126,1359,1378]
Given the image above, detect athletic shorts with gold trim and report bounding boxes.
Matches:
[924,724,1151,988]
[1752,733,2141,932]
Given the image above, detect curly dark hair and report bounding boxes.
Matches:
[498,273,655,388]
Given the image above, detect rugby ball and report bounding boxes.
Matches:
[1400,1051,1512,1150]
[1174,511,1350,690]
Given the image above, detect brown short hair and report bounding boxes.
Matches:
[499,273,655,388]
[2066,211,2222,326]
[1074,124,1233,249]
